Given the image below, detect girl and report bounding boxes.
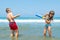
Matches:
[43,11,55,37]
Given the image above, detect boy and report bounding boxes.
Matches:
[6,8,20,37]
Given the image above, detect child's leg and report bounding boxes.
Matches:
[48,26,52,37]
[15,30,19,37]
[11,30,15,37]
[43,27,47,37]
[11,36,15,40]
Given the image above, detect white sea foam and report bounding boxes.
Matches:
[0,19,60,23]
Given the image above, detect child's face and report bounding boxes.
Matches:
[50,14,54,17]
[49,11,54,17]
[6,8,11,13]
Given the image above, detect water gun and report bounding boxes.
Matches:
[35,14,45,19]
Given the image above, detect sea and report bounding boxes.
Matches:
[0,17,60,40]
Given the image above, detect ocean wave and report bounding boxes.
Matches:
[0,19,60,22]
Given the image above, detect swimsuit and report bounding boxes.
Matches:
[45,24,51,28]
[9,22,18,30]
[45,15,52,28]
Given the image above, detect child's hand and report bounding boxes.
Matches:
[15,14,20,18]
[17,14,20,16]
[42,16,46,19]
[16,14,20,17]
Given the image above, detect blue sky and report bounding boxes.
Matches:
[0,0,60,18]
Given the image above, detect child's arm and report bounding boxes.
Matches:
[14,14,20,18]
[46,20,51,24]
[42,14,48,19]
[10,13,20,19]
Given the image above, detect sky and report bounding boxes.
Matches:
[0,0,60,18]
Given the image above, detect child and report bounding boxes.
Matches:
[6,8,20,37]
[43,11,55,37]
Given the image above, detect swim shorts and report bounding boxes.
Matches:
[9,22,18,30]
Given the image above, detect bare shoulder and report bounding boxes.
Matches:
[8,13,13,17]
[9,12,13,15]
[43,13,49,17]
[7,13,12,17]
